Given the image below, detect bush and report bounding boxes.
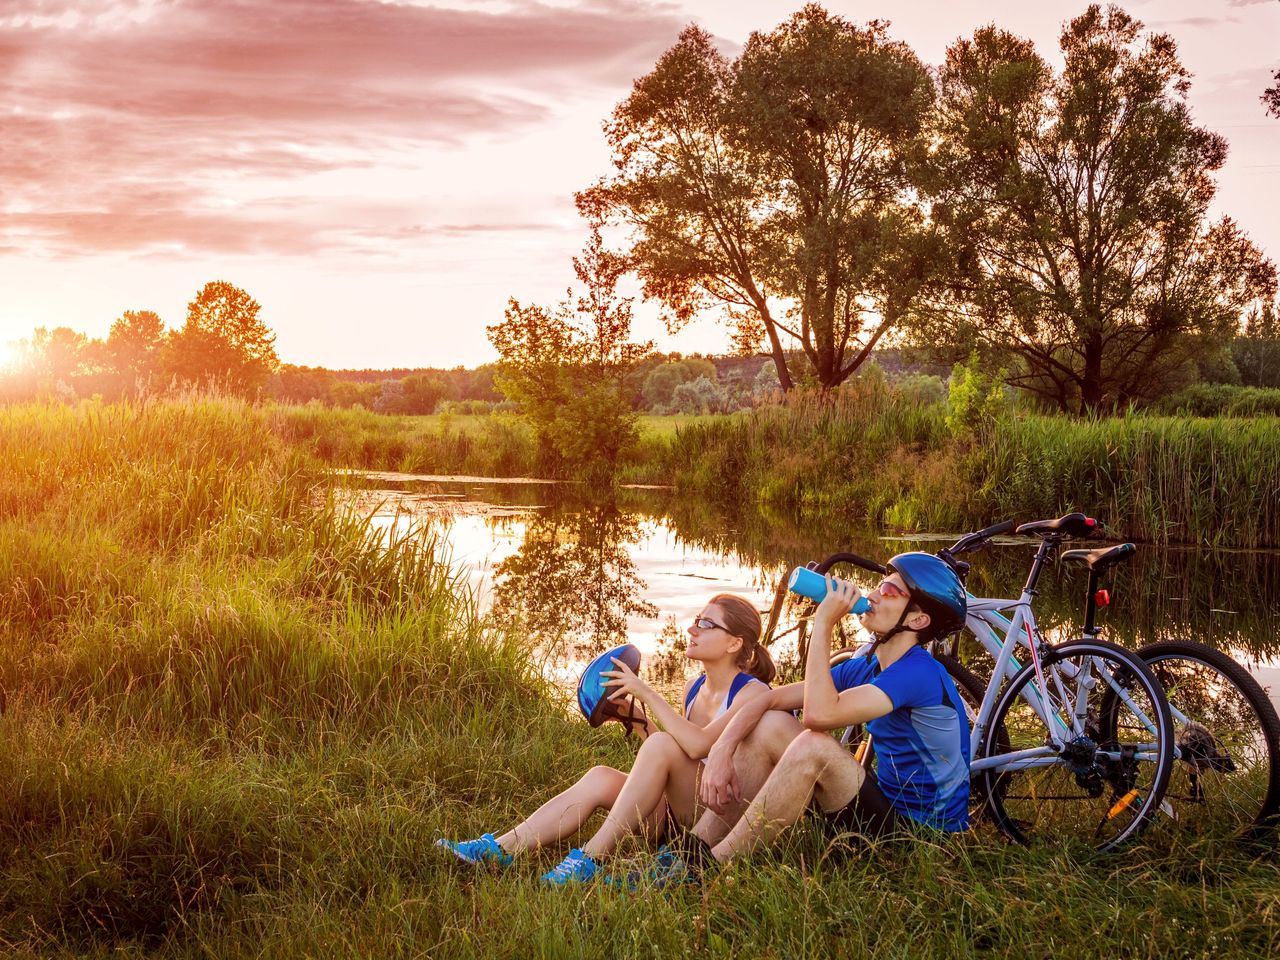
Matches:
[1154,383,1280,417]
[894,373,947,406]
[668,376,729,414]
[946,353,1008,437]
[641,359,719,410]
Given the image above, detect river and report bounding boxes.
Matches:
[350,470,1280,710]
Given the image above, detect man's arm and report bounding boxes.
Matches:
[803,579,894,730]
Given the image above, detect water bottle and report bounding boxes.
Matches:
[787,566,871,614]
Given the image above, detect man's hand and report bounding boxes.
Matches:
[814,574,862,633]
[700,741,741,813]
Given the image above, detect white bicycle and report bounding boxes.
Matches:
[816,514,1175,852]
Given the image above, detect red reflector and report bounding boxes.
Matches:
[1086,517,1096,527]
[1095,589,1111,607]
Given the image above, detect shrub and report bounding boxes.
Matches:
[1154,383,1280,417]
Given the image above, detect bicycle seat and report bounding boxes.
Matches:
[1060,542,1135,572]
[1015,513,1099,538]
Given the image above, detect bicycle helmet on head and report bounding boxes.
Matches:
[879,552,967,644]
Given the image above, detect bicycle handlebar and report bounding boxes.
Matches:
[947,519,1018,556]
[812,552,889,576]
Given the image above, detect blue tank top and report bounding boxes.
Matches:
[683,672,763,719]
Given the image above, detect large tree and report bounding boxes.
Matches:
[1264,68,1279,118]
[928,6,1276,412]
[578,6,937,391]
[167,281,279,395]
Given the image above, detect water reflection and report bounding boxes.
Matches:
[489,502,658,658]
[342,471,1280,699]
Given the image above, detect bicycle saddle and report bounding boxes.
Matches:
[1015,512,1099,538]
[1060,542,1135,572]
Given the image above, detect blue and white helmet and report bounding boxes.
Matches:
[887,552,967,641]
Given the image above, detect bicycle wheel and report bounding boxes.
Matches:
[979,638,1174,852]
[1134,639,1280,843]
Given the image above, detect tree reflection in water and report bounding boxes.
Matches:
[490,498,657,661]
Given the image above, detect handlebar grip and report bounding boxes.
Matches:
[948,518,1018,555]
[982,519,1018,538]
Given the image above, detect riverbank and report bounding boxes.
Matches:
[270,382,1280,549]
[2,397,1277,958]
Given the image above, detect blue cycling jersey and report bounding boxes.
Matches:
[829,645,971,832]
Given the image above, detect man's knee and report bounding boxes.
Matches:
[742,709,803,761]
[779,729,848,778]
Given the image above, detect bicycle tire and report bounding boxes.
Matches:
[979,638,1175,852]
[1134,639,1280,843]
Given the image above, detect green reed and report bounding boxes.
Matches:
[269,404,539,477]
[648,385,1280,548]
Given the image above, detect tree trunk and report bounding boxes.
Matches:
[758,301,794,392]
[1079,335,1105,414]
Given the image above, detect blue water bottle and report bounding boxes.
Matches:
[788,566,871,614]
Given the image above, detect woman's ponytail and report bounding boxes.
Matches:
[710,593,777,684]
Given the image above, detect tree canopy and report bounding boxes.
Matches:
[487,224,652,474]
[107,310,166,391]
[167,281,279,396]
[579,5,938,391]
[926,6,1276,412]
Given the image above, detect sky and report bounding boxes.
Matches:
[1,0,1277,370]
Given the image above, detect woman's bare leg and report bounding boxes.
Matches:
[497,766,627,853]
[582,732,700,859]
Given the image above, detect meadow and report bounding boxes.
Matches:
[0,397,1277,958]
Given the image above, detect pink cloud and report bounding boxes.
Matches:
[0,0,687,257]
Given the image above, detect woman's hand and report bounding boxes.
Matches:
[699,741,741,813]
[602,656,655,706]
[814,574,861,631]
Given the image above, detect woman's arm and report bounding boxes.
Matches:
[612,695,659,739]
[604,660,772,761]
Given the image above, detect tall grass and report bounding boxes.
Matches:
[648,380,1280,548]
[0,397,600,950]
[268,403,539,476]
[3,397,1277,957]
[236,387,1280,549]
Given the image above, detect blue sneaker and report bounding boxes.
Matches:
[605,846,697,892]
[540,848,599,886]
[435,833,513,868]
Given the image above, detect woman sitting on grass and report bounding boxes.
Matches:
[435,593,776,884]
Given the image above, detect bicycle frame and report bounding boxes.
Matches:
[951,551,1165,774]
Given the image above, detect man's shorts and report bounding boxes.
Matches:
[820,770,904,838]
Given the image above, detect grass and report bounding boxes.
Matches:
[645,380,1280,549]
[257,388,1280,547]
[3,396,1277,957]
